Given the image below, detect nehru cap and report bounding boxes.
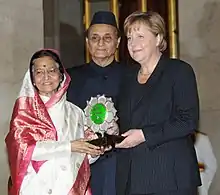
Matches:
[90,11,118,29]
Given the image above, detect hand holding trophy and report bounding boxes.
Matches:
[84,95,125,147]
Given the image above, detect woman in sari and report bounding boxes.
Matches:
[5,49,102,195]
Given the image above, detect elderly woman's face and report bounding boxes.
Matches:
[127,23,159,64]
[32,56,61,97]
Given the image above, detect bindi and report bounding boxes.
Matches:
[43,64,47,68]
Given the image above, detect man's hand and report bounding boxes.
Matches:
[106,121,119,135]
[84,128,99,139]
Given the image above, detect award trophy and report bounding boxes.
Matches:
[84,95,125,147]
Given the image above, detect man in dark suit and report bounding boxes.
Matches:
[67,11,124,195]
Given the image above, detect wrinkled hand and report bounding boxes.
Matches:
[115,129,145,148]
[84,128,112,155]
[71,139,102,156]
[84,126,115,154]
[106,121,119,135]
[84,128,99,140]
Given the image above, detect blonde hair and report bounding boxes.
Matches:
[124,11,167,51]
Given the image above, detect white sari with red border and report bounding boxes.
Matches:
[5,69,92,195]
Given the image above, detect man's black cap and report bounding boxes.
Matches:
[90,11,118,29]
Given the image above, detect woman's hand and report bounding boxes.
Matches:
[115,129,145,148]
[71,139,102,156]
[84,127,114,154]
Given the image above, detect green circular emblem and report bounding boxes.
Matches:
[90,103,107,124]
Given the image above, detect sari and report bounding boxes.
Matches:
[5,49,91,195]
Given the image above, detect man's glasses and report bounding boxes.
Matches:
[88,34,116,44]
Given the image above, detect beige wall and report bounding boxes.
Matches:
[179,0,220,194]
[58,0,110,68]
[0,0,43,194]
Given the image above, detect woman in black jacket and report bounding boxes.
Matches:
[116,11,201,195]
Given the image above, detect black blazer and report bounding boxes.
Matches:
[66,61,124,109]
[116,56,201,195]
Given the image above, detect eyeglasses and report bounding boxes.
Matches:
[33,67,60,78]
[88,34,116,44]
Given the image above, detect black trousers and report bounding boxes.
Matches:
[131,188,198,195]
[91,152,116,195]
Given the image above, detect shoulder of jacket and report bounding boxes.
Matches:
[169,58,193,70]
[164,58,196,78]
[66,63,89,76]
